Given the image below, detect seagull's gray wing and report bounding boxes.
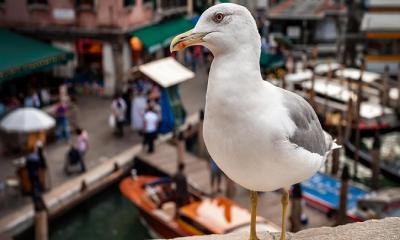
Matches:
[280,89,328,155]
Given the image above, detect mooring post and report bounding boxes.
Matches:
[336,164,350,225]
[353,60,365,179]
[382,65,390,107]
[177,131,185,166]
[309,67,316,107]
[371,131,381,190]
[397,63,400,111]
[290,183,303,232]
[331,113,343,176]
[197,109,206,158]
[34,196,48,240]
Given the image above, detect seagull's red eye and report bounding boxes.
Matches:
[213,12,225,23]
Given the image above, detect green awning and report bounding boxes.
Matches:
[260,52,285,70]
[131,18,194,53]
[0,29,74,82]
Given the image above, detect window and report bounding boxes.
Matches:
[27,0,48,5]
[367,39,400,56]
[124,0,136,7]
[75,0,95,9]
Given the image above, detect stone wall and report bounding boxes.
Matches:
[167,217,400,240]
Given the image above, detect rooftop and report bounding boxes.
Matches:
[361,13,400,32]
[267,0,346,20]
[366,0,400,8]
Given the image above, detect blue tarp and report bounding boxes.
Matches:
[158,88,175,134]
[302,172,368,210]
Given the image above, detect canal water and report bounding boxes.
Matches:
[16,183,151,240]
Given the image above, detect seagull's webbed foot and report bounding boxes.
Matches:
[249,190,260,240]
[280,189,289,240]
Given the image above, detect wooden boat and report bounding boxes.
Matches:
[297,78,400,137]
[119,175,279,239]
[354,188,400,220]
[344,138,400,182]
[301,172,368,222]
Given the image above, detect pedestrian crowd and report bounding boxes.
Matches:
[0,87,52,119]
[110,79,162,153]
[3,48,218,207]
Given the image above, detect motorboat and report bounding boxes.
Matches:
[119,174,279,238]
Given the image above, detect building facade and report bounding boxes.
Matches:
[266,0,346,55]
[361,0,400,75]
[0,0,188,95]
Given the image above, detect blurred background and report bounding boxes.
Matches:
[0,0,399,239]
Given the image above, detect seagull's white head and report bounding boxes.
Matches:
[170,3,260,56]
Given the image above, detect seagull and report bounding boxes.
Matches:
[171,3,340,240]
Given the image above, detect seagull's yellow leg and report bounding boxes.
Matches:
[280,189,289,240]
[249,191,259,240]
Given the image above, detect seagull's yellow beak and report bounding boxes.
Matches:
[170,29,207,52]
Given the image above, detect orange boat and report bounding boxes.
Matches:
[119,175,279,239]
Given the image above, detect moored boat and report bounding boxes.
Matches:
[119,175,279,238]
[354,188,400,220]
[344,132,400,182]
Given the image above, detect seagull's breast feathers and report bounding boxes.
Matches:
[203,66,332,191]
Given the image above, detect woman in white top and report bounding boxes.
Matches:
[131,90,147,131]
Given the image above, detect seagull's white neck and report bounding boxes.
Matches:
[208,43,263,91]
[205,42,271,120]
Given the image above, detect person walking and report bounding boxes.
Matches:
[55,101,70,141]
[26,142,47,206]
[111,93,127,137]
[143,105,159,153]
[75,128,89,172]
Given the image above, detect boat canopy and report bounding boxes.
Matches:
[335,68,381,83]
[314,62,341,75]
[285,70,313,83]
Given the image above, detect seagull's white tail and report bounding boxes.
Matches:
[330,139,342,150]
[323,130,342,151]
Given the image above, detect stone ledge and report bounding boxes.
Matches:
[167,217,400,240]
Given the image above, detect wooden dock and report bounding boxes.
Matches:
[136,143,213,195]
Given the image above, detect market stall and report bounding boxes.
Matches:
[130,57,194,133]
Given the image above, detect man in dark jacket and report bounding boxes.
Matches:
[172,163,189,218]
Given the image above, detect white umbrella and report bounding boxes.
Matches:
[0,108,55,132]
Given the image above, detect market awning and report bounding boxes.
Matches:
[133,57,194,88]
[130,18,194,53]
[0,29,74,82]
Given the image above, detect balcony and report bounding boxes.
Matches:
[156,0,187,18]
